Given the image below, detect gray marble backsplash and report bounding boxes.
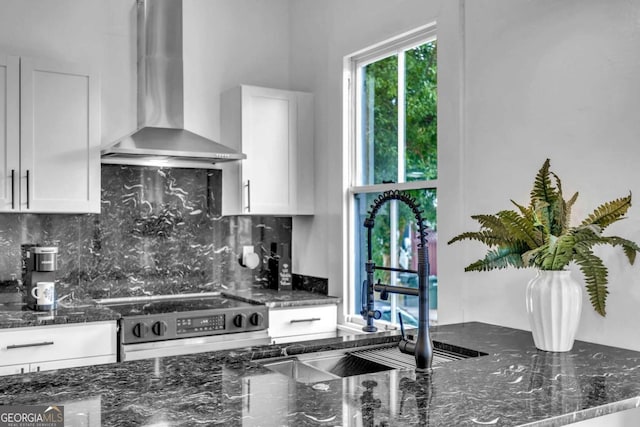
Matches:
[0,165,326,300]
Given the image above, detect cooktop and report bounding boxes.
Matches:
[101,295,260,317]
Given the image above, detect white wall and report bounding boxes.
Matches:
[4,0,639,350]
[183,0,292,142]
[287,0,463,325]
[289,0,640,351]
[455,0,640,349]
[0,0,293,148]
[0,0,137,145]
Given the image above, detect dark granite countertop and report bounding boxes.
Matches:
[223,287,341,308]
[0,301,120,328]
[2,322,640,426]
[0,288,339,329]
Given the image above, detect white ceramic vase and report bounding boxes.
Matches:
[525,270,582,352]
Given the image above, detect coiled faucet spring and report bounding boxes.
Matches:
[360,190,433,372]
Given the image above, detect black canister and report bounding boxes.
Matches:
[268,242,280,290]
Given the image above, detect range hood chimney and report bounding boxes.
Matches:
[101,0,245,168]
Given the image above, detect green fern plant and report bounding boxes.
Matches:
[448,159,640,316]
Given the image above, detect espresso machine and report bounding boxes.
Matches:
[22,245,58,310]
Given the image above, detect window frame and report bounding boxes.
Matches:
[344,24,438,330]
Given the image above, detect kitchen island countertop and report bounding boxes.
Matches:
[2,322,640,426]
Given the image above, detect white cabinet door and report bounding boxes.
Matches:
[31,354,117,372]
[0,54,20,211]
[242,373,292,426]
[243,87,296,214]
[61,397,101,427]
[570,407,640,426]
[221,85,314,216]
[0,54,100,213]
[0,363,29,376]
[19,57,100,213]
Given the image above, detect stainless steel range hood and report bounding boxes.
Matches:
[101,0,245,168]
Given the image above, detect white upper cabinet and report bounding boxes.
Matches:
[0,55,19,212]
[0,54,100,213]
[220,85,314,216]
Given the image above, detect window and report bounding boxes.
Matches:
[347,26,438,330]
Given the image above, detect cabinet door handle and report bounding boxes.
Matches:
[245,180,251,213]
[6,341,54,350]
[11,169,15,209]
[26,169,30,209]
[290,318,321,324]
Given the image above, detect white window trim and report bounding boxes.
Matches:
[342,23,438,330]
[350,23,437,68]
[349,180,438,195]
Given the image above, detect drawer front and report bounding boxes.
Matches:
[0,321,116,367]
[0,363,30,376]
[269,305,337,339]
[32,354,116,372]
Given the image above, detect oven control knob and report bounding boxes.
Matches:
[249,312,264,327]
[152,321,168,336]
[132,322,149,338]
[233,313,247,328]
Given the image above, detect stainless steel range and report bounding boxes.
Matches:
[97,293,269,361]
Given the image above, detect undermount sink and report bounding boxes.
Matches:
[261,351,390,384]
[259,342,486,384]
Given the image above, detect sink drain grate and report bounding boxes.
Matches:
[351,345,469,370]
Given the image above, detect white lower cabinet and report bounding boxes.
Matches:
[0,321,117,376]
[0,363,30,376]
[241,372,293,426]
[60,397,101,427]
[268,304,337,344]
[571,407,640,427]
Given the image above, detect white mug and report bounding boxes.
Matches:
[31,282,55,308]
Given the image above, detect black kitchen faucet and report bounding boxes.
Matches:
[360,190,434,372]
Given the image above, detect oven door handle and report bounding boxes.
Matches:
[120,330,270,361]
